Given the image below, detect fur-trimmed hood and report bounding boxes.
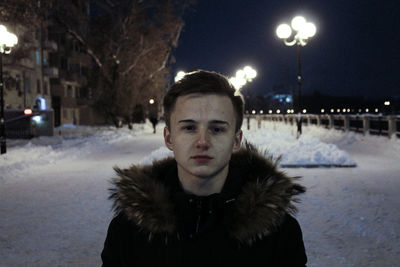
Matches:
[109,144,305,245]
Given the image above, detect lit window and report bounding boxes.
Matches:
[35,51,41,66]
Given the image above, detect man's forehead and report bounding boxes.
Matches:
[171,94,234,121]
[175,93,232,105]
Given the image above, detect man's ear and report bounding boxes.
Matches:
[164,126,174,151]
[233,129,243,152]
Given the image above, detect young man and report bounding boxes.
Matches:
[102,70,307,266]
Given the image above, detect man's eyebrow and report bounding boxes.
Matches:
[178,119,229,125]
[210,120,229,125]
[178,119,196,124]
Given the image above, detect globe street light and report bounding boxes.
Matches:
[229,65,257,92]
[276,16,316,136]
[0,24,18,154]
[174,70,186,82]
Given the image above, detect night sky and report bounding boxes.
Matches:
[173,0,400,98]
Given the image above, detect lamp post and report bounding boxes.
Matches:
[276,16,316,137]
[229,66,257,130]
[0,25,18,154]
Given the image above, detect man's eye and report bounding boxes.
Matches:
[183,125,195,131]
[211,127,224,133]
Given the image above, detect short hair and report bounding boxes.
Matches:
[163,70,244,133]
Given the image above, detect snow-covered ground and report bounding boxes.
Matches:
[0,119,399,266]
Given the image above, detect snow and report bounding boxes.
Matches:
[1,119,399,266]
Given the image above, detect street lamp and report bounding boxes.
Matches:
[0,24,18,154]
[229,66,257,92]
[276,16,316,137]
[174,70,186,82]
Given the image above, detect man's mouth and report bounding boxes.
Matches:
[192,155,213,163]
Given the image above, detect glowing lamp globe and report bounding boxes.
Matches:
[276,24,291,39]
[291,16,306,31]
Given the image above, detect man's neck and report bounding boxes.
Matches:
[177,166,229,196]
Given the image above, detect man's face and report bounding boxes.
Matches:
[164,93,242,181]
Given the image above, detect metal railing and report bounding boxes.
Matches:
[246,114,400,139]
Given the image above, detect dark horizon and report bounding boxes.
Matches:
[173,0,400,99]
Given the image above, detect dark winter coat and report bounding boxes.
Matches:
[102,144,307,267]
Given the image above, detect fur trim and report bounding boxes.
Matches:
[109,143,305,244]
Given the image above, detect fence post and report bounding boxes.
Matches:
[387,115,396,139]
[247,115,250,130]
[316,115,321,126]
[328,115,334,129]
[257,115,261,129]
[362,115,370,135]
[344,115,350,132]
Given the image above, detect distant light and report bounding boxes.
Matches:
[375,108,378,113]
[330,109,334,113]
[36,97,47,110]
[337,109,340,113]
[304,22,317,38]
[32,116,42,123]
[243,66,257,80]
[302,109,307,114]
[276,24,292,39]
[321,109,325,113]
[24,109,33,115]
[175,71,186,82]
[347,109,350,113]
[291,16,306,31]
[358,109,362,113]
[149,98,155,104]
[287,109,290,114]
[277,109,281,114]
[366,108,369,112]
[252,110,256,114]
[269,110,273,114]
[384,101,390,106]
[342,108,346,113]
[260,110,264,114]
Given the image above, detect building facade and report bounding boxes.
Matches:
[3,23,53,112]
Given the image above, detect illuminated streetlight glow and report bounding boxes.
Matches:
[229,65,257,91]
[375,108,379,113]
[276,24,292,39]
[384,101,390,106]
[0,25,18,54]
[277,16,316,46]
[269,110,273,114]
[260,110,264,114]
[174,71,186,82]
[302,109,307,113]
[252,110,256,114]
[321,109,325,113]
[149,98,155,104]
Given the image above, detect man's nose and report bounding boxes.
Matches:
[195,129,210,149]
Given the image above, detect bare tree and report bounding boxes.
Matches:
[52,0,192,127]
